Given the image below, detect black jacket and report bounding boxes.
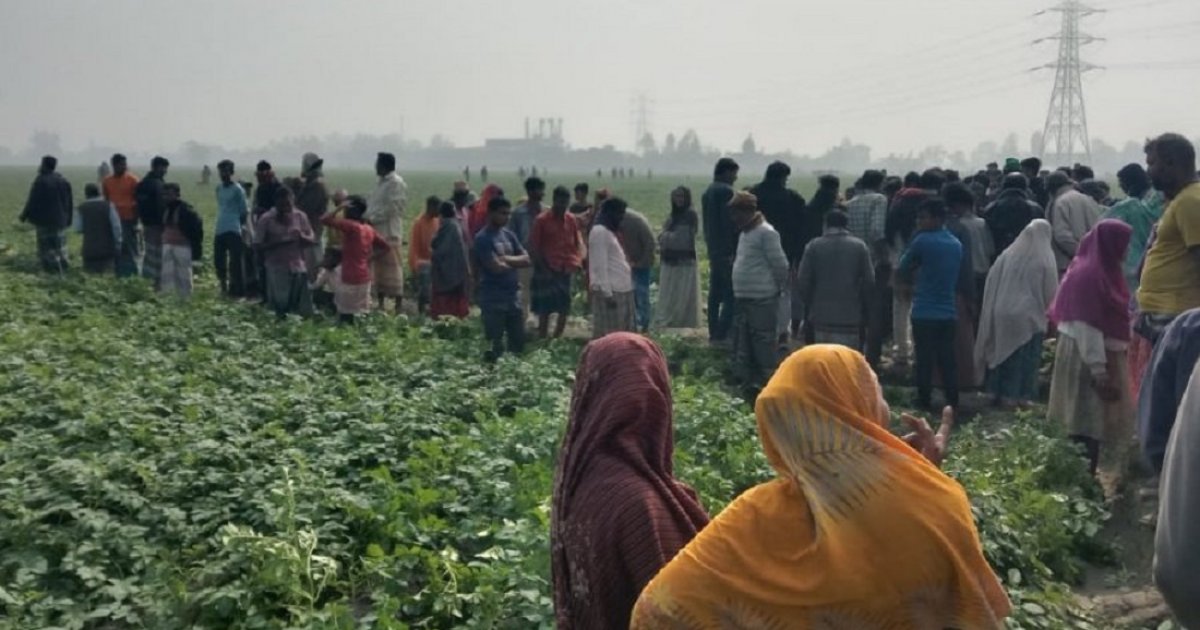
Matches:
[984,189,1044,257]
[164,201,205,261]
[21,172,73,229]
[135,173,167,227]
[701,180,738,261]
[751,179,807,264]
[885,188,932,248]
[802,189,838,260]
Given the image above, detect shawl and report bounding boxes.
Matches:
[468,184,502,237]
[632,345,1010,629]
[1048,219,1133,341]
[975,219,1059,370]
[407,213,440,273]
[430,217,470,292]
[551,333,710,630]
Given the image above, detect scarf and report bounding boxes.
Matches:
[430,217,469,292]
[632,345,1010,629]
[1048,219,1133,341]
[469,184,502,237]
[552,333,709,630]
[975,219,1059,370]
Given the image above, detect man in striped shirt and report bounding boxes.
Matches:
[845,169,891,368]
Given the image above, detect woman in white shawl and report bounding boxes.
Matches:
[974,219,1059,407]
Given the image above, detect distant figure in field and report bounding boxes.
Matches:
[200,164,212,186]
[256,187,316,318]
[213,160,249,297]
[74,183,122,275]
[1104,163,1163,294]
[750,161,806,341]
[1046,170,1101,274]
[480,165,488,183]
[430,201,471,319]
[845,169,891,367]
[366,152,408,313]
[655,186,701,329]
[530,186,583,338]
[518,166,527,180]
[409,195,441,315]
[701,157,740,343]
[103,153,142,277]
[985,173,1043,257]
[463,165,470,183]
[159,182,204,299]
[317,195,390,325]
[611,167,618,180]
[296,153,329,283]
[596,168,603,179]
[620,205,657,333]
[97,160,111,184]
[473,196,531,361]
[135,156,170,285]
[730,191,789,397]
[589,197,636,338]
[532,165,539,178]
[798,210,872,351]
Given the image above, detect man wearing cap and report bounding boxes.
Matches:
[20,155,74,272]
[367,152,408,312]
[730,191,789,398]
[296,153,330,283]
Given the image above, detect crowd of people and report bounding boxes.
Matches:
[16,131,1200,627]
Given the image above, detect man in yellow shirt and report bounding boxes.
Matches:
[1132,134,1200,394]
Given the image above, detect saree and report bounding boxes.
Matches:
[632,345,1010,629]
[552,333,709,630]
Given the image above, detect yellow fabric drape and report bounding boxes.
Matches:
[631,345,1010,629]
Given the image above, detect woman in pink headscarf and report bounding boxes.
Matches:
[1047,219,1134,483]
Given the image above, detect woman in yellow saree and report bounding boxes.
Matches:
[631,345,1010,629]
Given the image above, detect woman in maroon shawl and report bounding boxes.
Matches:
[1047,219,1134,483]
[551,333,709,629]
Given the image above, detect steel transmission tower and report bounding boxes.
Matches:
[1037,0,1102,167]
[630,93,654,153]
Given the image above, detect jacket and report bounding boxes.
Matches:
[701,180,738,261]
[164,201,204,261]
[21,171,73,229]
[135,173,167,227]
[750,179,806,264]
[984,188,1044,256]
[885,188,931,253]
[620,209,657,269]
[78,199,119,260]
[1048,187,1101,272]
[798,229,874,328]
[733,220,789,299]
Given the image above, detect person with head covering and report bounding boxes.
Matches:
[1046,170,1102,274]
[1138,308,1200,476]
[366,152,408,313]
[731,191,789,396]
[468,183,503,238]
[655,186,702,329]
[588,197,636,338]
[631,345,1011,629]
[430,201,471,319]
[975,219,1058,408]
[20,155,74,273]
[1154,361,1200,628]
[295,153,329,283]
[552,333,709,629]
[1104,164,1164,294]
[1047,220,1135,479]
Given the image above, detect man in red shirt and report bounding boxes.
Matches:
[320,196,391,324]
[101,153,141,277]
[530,186,584,338]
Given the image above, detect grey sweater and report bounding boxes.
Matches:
[1155,365,1200,629]
[733,220,789,299]
[798,228,874,328]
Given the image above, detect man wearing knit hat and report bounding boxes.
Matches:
[730,191,789,399]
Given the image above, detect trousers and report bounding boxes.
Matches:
[214,232,246,297]
[912,318,958,408]
[707,258,735,341]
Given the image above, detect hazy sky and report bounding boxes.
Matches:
[1,0,1196,157]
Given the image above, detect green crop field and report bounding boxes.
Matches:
[0,167,1121,629]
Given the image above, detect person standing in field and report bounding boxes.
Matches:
[1139,308,1200,477]
[213,160,249,297]
[730,191,789,397]
[845,169,892,367]
[620,205,657,333]
[408,195,442,316]
[158,183,203,299]
[1046,170,1101,275]
[975,220,1058,409]
[73,183,122,275]
[430,201,471,319]
[798,210,873,350]
[321,188,348,271]
[750,161,807,340]
[366,152,407,313]
[943,185,983,391]
[1131,134,1200,401]
[256,187,316,318]
[589,197,636,339]
[1104,163,1163,295]
[897,198,964,412]
[530,186,583,339]
[295,153,329,284]
[702,157,740,344]
[102,154,142,277]
[317,195,391,324]
[1154,361,1200,629]
[1047,220,1134,481]
[946,182,994,312]
[887,169,943,367]
[512,177,546,320]
[19,155,74,273]
[474,196,531,361]
[97,160,111,184]
[135,156,170,286]
[655,186,702,329]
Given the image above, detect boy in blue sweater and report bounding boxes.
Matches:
[898,198,963,410]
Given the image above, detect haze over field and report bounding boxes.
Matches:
[0,0,1196,160]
